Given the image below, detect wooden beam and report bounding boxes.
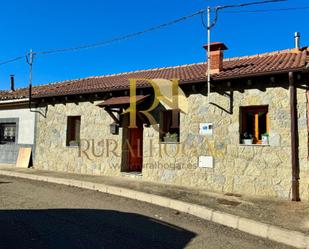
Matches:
[109,108,122,114]
[62,96,68,105]
[51,97,56,106]
[104,107,119,124]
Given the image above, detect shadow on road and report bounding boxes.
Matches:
[0,209,196,249]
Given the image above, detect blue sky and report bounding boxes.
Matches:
[0,0,307,89]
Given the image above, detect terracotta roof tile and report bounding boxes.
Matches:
[0,88,29,101]
[1,47,308,101]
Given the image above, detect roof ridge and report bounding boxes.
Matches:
[34,61,207,86]
[91,61,208,78]
[224,48,294,62]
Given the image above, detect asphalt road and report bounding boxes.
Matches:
[0,176,293,249]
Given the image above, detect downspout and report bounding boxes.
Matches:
[289,71,300,201]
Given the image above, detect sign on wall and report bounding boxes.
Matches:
[198,156,213,168]
[199,123,213,135]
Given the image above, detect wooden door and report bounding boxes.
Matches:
[127,126,143,172]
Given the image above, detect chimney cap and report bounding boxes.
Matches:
[203,42,228,51]
[294,32,300,49]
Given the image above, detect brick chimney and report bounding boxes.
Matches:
[203,42,228,74]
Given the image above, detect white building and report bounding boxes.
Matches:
[0,88,35,164]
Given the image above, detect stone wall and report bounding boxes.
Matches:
[34,85,309,200]
[35,102,123,176]
[142,85,309,200]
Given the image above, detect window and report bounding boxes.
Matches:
[240,106,269,144]
[159,110,180,143]
[0,123,17,144]
[66,116,81,146]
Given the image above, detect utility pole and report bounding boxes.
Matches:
[27,49,34,109]
[204,1,285,103]
[207,7,211,103]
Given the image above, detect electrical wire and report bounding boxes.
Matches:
[37,1,287,55]
[223,6,309,13]
[0,1,307,67]
[0,55,24,66]
[208,0,286,29]
[0,7,209,66]
[36,7,209,55]
[214,0,286,10]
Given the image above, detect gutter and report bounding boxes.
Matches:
[0,98,29,104]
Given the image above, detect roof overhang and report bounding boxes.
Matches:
[0,98,29,108]
[97,95,149,108]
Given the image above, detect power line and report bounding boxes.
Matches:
[38,0,287,56]
[0,0,302,67]
[0,7,209,66]
[214,0,286,10]
[223,6,309,13]
[36,7,209,55]
[206,0,286,29]
[204,0,285,104]
[0,55,24,66]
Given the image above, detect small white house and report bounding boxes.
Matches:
[0,88,35,164]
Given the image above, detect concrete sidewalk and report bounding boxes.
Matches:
[0,164,309,248]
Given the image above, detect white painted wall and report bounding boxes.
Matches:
[0,108,35,144]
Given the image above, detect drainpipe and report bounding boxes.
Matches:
[289,72,300,201]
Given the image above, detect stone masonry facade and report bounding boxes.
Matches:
[34,84,309,200]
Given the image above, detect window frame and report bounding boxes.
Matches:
[240,105,269,144]
[0,122,17,144]
[66,116,81,147]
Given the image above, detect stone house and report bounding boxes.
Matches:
[4,42,309,201]
[0,79,36,164]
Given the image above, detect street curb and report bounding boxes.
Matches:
[1,169,308,249]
